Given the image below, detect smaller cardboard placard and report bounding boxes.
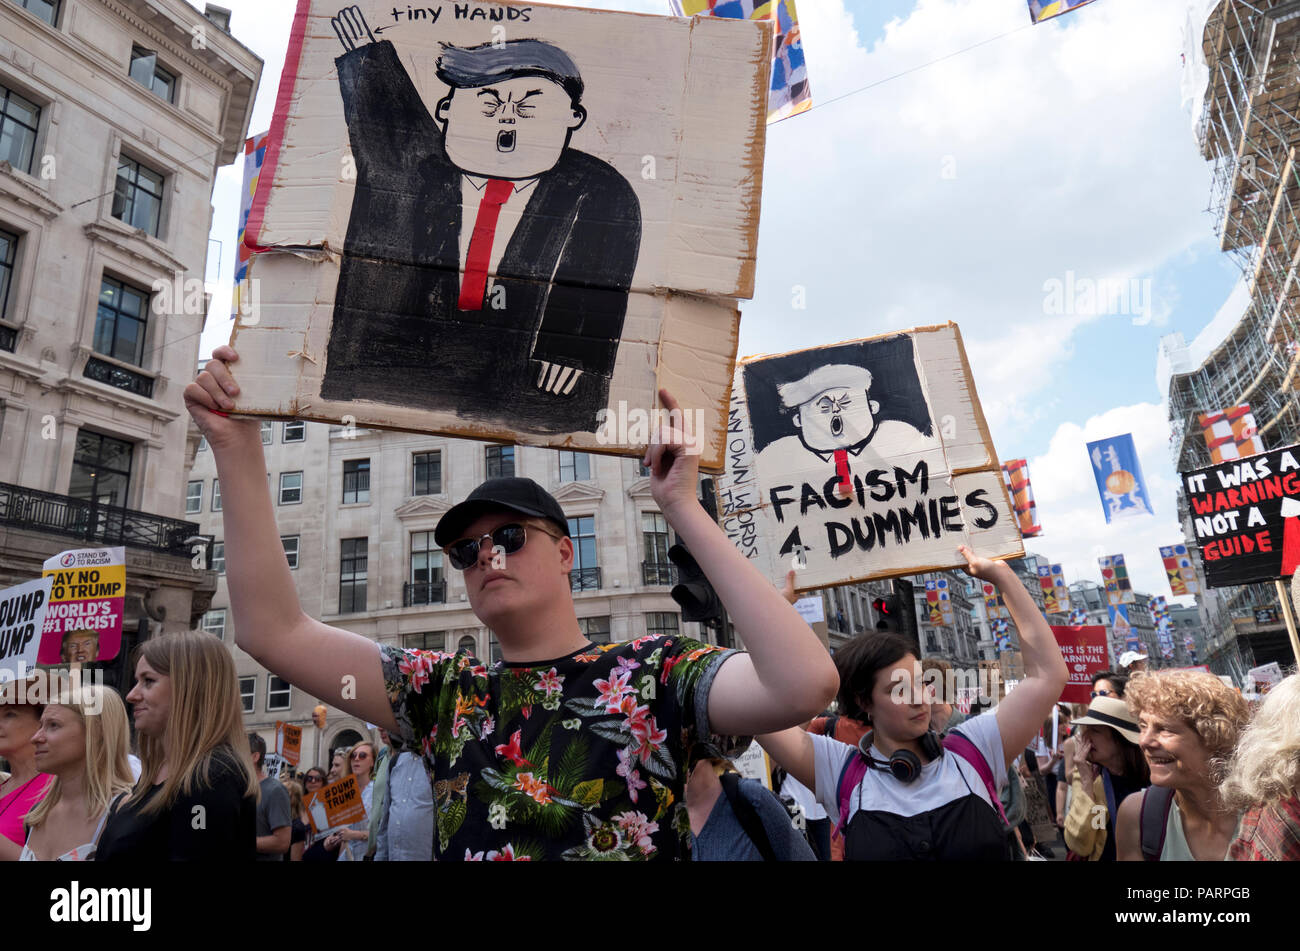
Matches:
[305,773,367,837]
[0,577,54,678]
[1051,625,1109,705]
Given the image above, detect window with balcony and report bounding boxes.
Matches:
[266,675,291,711]
[339,537,367,613]
[239,676,255,714]
[486,445,514,479]
[342,458,370,504]
[68,431,133,508]
[558,450,591,482]
[185,480,202,514]
[641,512,671,585]
[566,516,599,591]
[211,478,221,512]
[279,471,302,505]
[406,531,444,605]
[93,276,150,373]
[128,47,176,103]
[0,228,16,343]
[112,156,164,237]
[645,612,679,637]
[579,616,611,644]
[412,450,441,495]
[0,83,39,174]
[403,631,445,650]
[281,535,299,570]
[200,609,226,640]
[283,420,305,442]
[10,0,60,27]
[212,541,225,574]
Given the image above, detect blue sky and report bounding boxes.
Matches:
[196,0,1236,603]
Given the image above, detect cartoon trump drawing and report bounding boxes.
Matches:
[319,6,643,434]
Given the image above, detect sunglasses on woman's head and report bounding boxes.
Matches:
[444,522,560,571]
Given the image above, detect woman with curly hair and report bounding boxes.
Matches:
[1115,670,1251,861]
[1221,672,1300,861]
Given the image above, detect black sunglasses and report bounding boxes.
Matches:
[444,523,560,571]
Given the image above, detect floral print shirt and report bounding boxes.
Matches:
[379,635,746,860]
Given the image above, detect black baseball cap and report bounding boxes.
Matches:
[434,477,571,547]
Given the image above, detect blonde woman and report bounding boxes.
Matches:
[1115,670,1250,861]
[95,632,260,861]
[1222,673,1300,860]
[325,740,375,861]
[281,778,309,862]
[22,682,134,860]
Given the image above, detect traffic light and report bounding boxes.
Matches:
[873,580,919,651]
[872,595,901,632]
[668,542,725,627]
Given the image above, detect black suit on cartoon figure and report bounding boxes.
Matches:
[321,20,642,434]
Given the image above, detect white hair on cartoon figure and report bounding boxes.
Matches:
[776,364,874,409]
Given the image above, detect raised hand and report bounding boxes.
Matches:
[332,5,376,52]
[643,388,701,523]
[184,345,261,450]
[533,360,582,396]
[956,544,1010,583]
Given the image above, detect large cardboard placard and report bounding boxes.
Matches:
[1182,443,1300,587]
[715,324,1023,591]
[229,0,772,468]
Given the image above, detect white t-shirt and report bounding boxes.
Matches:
[812,710,1005,824]
[780,773,827,821]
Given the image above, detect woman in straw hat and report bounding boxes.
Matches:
[1115,669,1250,861]
[1062,695,1150,861]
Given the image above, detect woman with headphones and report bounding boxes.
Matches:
[759,546,1068,860]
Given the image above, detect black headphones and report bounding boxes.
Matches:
[856,730,943,783]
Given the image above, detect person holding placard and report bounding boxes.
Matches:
[326,740,375,861]
[1062,696,1150,862]
[0,686,52,861]
[95,632,259,861]
[757,547,1068,861]
[185,347,838,861]
[21,682,133,861]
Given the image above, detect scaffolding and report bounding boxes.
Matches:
[1167,1,1300,677]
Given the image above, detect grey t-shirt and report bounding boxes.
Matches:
[255,775,292,861]
[690,776,816,861]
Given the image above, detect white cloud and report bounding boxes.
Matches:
[1026,400,1194,607]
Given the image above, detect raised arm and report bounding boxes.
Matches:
[756,727,817,794]
[644,390,839,736]
[185,348,396,732]
[969,549,1068,769]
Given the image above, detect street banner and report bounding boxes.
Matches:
[1037,563,1069,614]
[1098,554,1134,606]
[0,577,54,678]
[992,618,1011,653]
[925,578,954,625]
[1028,0,1099,24]
[305,773,367,837]
[1182,443,1300,587]
[39,548,125,664]
[983,581,1009,619]
[1051,625,1109,704]
[1198,405,1265,464]
[233,0,773,466]
[232,131,269,320]
[1087,434,1153,523]
[671,0,812,123]
[1001,458,1042,537]
[276,722,303,767]
[1068,607,1088,625]
[715,324,1023,592]
[1159,543,1200,596]
[1108,602,1140,657]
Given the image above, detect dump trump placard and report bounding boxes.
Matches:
[0,577,54,678]
[714,323,1023,591]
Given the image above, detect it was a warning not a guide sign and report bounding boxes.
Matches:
[1182,444,1300,587]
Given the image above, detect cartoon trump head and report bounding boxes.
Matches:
[435,39,587,180]
[777,364,880,458]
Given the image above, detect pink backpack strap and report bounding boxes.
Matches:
[836,749,870,833]
[943,730,1009,827]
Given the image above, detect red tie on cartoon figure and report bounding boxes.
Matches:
[1280,497,1300,576]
